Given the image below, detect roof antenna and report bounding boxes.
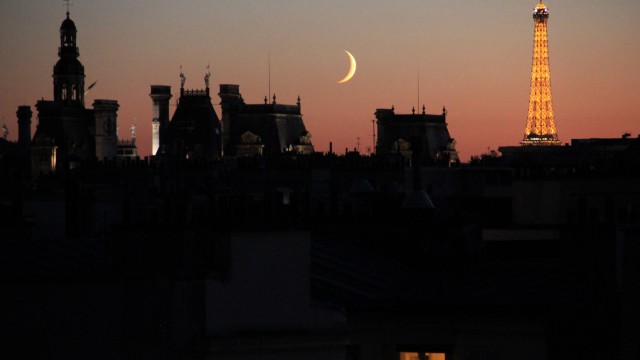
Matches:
[268,52,271,101]
[417,67,420,114]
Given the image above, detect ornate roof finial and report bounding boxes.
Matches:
[272,93,276,104]
[264,96,268,104]
[422,104,426,114]
[297,95,301,107]
[130,117,136,141]
[412,106,415,115]
[179,65,186,89]
[204,64,211,89]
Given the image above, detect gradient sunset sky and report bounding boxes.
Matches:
[1,0,638,160]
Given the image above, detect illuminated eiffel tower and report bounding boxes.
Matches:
[521,1,561,146]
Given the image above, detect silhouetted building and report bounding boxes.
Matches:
[219,85,314,157]
[3,5,639,360]
[159,71,222,160]
[31,11,121,175]
[375,105,458,166]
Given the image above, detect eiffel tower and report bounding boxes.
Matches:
[521,1,561,146]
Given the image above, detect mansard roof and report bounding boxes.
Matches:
[164,90,221,160]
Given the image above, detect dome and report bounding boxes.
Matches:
[60,13,77,32]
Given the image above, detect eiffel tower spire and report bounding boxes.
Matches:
[521,1,561,146]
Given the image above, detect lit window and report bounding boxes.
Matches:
[400,352,446,360]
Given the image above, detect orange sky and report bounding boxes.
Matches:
[1,0,639,161]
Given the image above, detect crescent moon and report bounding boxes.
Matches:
[338,50,357,84]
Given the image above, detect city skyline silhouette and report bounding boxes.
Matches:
[1,0,638,160]
[1,2,640,358]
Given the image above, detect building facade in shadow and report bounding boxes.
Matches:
[156,70,222,161]
[219,85,314,157]
[375,105,458,166]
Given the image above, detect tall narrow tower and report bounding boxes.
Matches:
[521,1,560,146]
[150,85,172,156]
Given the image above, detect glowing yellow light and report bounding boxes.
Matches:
[522,1,560,146]
[51,146,57,172]
[400,352,446,360]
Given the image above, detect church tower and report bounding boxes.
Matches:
[32,8,95,175]
[53,11,85,106]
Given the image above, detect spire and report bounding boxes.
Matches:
[64,0,72,18]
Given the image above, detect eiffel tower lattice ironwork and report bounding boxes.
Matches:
[521,1,561,146]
